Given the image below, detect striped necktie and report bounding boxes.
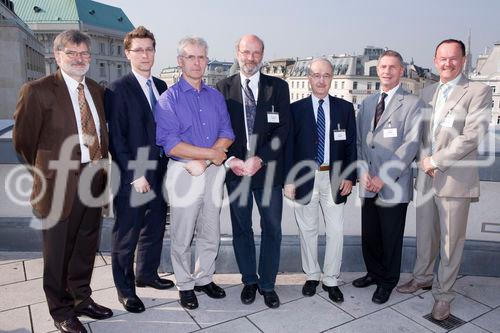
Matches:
[243,78,257,136]
[146,79,163,157]
[316,99,325,166]
[77,83,101,161]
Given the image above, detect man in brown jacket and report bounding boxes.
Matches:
[13,30,112,333]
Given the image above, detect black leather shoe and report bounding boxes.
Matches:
[179,290,198,310]
[54,317,87,333]
[118,295,145,313]
[75,299,113,320]
[136,277,175,290]
[352,275,377,288]
[372,286,392,304]
[302,280,319,296]
[241,284,258,304]
[194,282,226,299]
[259,289,280,309]
[322,284,344,303]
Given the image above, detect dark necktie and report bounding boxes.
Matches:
[77,83,101,161]
[374,92,388,129]
[316,99,325,166]
[146,79,164,157]
[243,78,257,136]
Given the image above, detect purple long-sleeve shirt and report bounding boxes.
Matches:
[155,76,235,159]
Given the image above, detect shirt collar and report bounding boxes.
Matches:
[131,68,153,87]
[240,71,260,90]
[311,94,330,109]
[179,75,207,92]
[60,68,87,92]
[380,83,400,100]
[439,73,462,88]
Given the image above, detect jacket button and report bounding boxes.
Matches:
[371,145,375,149]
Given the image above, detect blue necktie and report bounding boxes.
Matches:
[146,79,163,157]
[316,99,325,166]
[146,79,157,109]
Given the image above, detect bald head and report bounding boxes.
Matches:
[236,34,265,77]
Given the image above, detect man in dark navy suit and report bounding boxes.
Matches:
[284,58,357,303]
[105,26,173,313]
[217,34,290,309]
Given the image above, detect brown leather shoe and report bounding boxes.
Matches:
[432,300,450,321]
[396,279,432,294]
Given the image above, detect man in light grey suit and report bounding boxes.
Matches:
[354,50,423,304]
[397,39,492,321]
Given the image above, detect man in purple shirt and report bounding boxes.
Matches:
[155,36,234,310]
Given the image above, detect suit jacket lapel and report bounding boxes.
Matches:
[375,87,403,130]
[54,70,79,138]
[434,77,468,138]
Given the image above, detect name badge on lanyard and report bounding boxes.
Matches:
[333,123,346,141]
[383,120,397,138]
[267,105,279,123]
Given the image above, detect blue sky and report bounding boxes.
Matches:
[100,0,500,75]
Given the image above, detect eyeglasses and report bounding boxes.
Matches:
[182,55,209,62]
[128,47,155,55]
[238,50,263,58]
[309,73,333,80]
[62,50,91,59]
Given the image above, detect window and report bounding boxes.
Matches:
[367,82,372,91]
[291,81,294,88]
[497,116,500,125]
[334,81,338,89]
[375,82,380,90]
[341,81,345,89]
[492,86,496,93]
[99,63,105,77]
[352,96,357,104]
[117,45,122,55]
[369,66,377,76]
[100,42,105,55]
[353,81,358,90]
[117,64,122,77]
[301,81,304,89]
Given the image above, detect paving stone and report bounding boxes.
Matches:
[327,308,432,333]
[189,284,267,328]
[0,306,31,332]
[449,323,490,333]
[25,255,110,281]
[391,290,490,332]
[0,278,45,312]
[196,317,260,333]
[320,282,412,318]
[453,276,500,308]
[248,294,353,333]
[89,302,199,333]
[30,301,55,333]
[0,261,25,285]
[472,308,500,333]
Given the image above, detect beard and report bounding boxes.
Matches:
[238,60,262,77]
[60,61,90,79]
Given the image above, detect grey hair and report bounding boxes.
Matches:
[177,36,208,56]
[235,34,265,52]
[307,57,333,75]
[378,50,404,67]
[53,29,91,52]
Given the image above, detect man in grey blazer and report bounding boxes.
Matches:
[354,50,423,304]
[397,39,492,321]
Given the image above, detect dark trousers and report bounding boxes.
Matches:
[111,159,167,298]
[361,197,408,289]
[42,168,104,322]
[226,181,282,291]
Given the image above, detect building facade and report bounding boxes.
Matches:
[0,0,44,118]
[470,42,500,125]
[287,47,438,109]
[12,0,134,86]
[159,60,233,88]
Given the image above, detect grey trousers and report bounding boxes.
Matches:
[414,192,471,302]
[166,160,226,290]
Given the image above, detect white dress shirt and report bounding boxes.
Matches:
[132,69,160,109]
[60,69,101,163]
